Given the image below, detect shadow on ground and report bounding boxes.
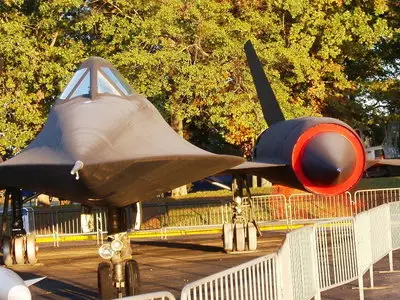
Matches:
[17,270,98,300]
[132,240,223,252]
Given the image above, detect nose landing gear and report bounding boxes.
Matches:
[222,176,261,253]
[97,208,140,300]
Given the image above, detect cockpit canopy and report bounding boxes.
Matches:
[59,57,133,100]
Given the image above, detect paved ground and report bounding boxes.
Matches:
[3,231,400,299]
[322,252,400,300]
[7,232,285,299]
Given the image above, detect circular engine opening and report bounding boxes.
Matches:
[292,124,365,195]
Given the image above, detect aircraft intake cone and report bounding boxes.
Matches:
[300,132,356,186]
[292,123,365,195]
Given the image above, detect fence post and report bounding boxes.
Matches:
[96,212,104,246]
[369,265,374,288]
[352,191,358,215]
[346,191,352,216]
[285,195,292,230]
[358,275,365,300]
[311,225,321,300]
[96,213,99,245]
[165,203,169,227]
[208,205,211,225]
[52,211,59,247]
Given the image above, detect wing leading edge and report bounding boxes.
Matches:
[366,159,400,170]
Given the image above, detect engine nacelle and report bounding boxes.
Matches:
[254,117,365,195]
[0,267,32,300]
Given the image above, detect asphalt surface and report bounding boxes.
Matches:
[3,231,400,299]
[7,232,285,299]
[322,252,400,300]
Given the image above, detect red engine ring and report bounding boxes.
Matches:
[292,124,365,195]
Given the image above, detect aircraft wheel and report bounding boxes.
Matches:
[98,262,114,300]
[223,224,234,252]
[247,222,257,251]
[235,223,246,252]
[26,235,38,265]
[125,259,140,296]
[2,237,13,266]
[14,236,25,265]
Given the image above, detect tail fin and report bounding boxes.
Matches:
[244,40,285,126]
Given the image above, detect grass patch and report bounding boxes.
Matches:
[169,186,273,201]
[353,176,400,191]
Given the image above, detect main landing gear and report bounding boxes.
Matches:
[223,176,261,253]
[97,207,140,299]
[1,188,38,266]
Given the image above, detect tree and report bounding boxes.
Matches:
[0,0,86,157]
[0,0,397,159]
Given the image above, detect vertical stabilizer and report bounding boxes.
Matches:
[244,40,285,126]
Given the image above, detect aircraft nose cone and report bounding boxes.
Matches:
[8,285,31,300]
[300,132,356,186]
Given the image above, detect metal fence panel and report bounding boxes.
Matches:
[354,188,400,214]
[180,254,278,300]
[243,195,288,223]
[277,237,293,300]
[34,207,108,236]
[354,211,372,275]
[288,192,352,222]
[314,218,358,291]
[285,226,317,300]
[389,202,400,250]
[160,194,288,229]
[369,204,391,262]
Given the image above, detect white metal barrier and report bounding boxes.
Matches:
[355,204,393,299]
[181,253,278,300]
[278,226,318,300]
[354,188,400,213]
[314,218,358,297]
[389,202,400,250]
[288,192,353,222]
[18,188,400,249]
[4,188,400,298]
[180,201,400,300]
[163,194,288,228]
[116,291,176,300]
[244,194,288,222]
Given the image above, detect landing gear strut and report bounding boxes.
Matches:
[1,188,38,266]
[97,207,140,299]
[223,176,261,253]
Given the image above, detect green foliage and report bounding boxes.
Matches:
[0,0,398,156]
[0,0,86,155]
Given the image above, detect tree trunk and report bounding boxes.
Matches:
[171,113,188,197]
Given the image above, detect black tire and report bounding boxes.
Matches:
[98,262,114,300]
[125,259,140,296]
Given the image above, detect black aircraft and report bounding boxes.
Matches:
[217,41,400,255]
[0,57,244,298]
[225,41,400,194]
[0,41,398,299]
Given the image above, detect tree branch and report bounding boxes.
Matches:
[50,31,59,47]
